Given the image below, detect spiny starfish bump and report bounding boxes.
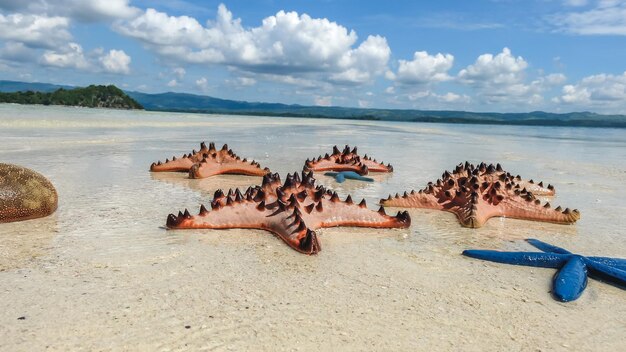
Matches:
[304,145,393,175]
[381,161,580,228]
[150,141,270,179]
[166,171,411,254]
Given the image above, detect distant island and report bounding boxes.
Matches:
[126,91,626,128]
[0,84,143,110]
[1,80,625,128]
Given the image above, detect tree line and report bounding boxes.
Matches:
[0,85,143,109]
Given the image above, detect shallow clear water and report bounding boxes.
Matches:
[0,104,624,351]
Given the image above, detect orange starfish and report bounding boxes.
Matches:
[166,171,410,254]
[150,142,270,179]
[303,145,393,175]
[381,162,580,228]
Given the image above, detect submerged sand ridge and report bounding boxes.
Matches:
[0,105,624,351]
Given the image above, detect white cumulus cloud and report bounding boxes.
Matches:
[0,6,135,69]
[114,4,390,86]
[387,51,454,84]
[99,49,131,74]
[64,0,139,22]
[544,73,568,85]
[41,43,131,74]
[556,72,626,110]
[195,77,209,91]
[458,47,527,86]
[0,42,37,62]
[41,42,90,69]
[226,76,257,88]
[173,67,186,79]
[550,0,626,35]
[457,47,547,105]
[436,92,471,103]
[0,13,71,48]
[0,0,138,22]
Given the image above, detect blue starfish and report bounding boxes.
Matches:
[463,239,626,302]
[324,171,374,183]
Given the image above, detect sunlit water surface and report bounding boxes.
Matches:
[0,104,624,351]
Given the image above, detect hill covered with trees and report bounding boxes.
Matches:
[0,85,143,109]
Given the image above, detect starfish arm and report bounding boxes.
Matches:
[335,173,346,183]
[552,256,588,302]
[383,190,501,228]
[462,250,571,268]
[526,239,572,254]
[583,258,626,287]
[304,198,410,230]
[166,200,320,254]
[305,158,368,175]
[380,191,443,210]
[587,256,626,271]
[515,180,555,196]
[189,159,269,179]
[150,142,270,178]
[451,199,502,228]
[150,142,211,172]
[360,159,393,173]
[150,156,196,172]
[498,197,580,225]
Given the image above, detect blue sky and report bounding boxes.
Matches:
[1,0,625,113]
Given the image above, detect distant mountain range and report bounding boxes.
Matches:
[2,80,625,128]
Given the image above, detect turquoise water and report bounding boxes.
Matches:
[0,104,624,350]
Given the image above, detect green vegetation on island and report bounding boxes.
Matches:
[0,85,143,110]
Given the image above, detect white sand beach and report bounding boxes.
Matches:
[0,104,624,351]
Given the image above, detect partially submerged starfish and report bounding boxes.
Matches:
[150,142,270,179]
[304,145,393,175]
[324,171,374,183]
[463,239,626,302]
[166,171,411,254]
[380,161,580,228]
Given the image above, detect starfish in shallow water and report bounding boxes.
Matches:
[150,142,270,179]
[380,161,580,228]
[304,145,393,175]
[166,171,410,254]
[463,239,626,302]
[324,171,374,183]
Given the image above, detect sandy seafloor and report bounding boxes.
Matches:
[0,104,624,351]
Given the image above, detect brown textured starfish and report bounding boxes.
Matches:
[303,145,393,175]
[166,171,411,254]
[380,162,580,228]
[150,142,270,179]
